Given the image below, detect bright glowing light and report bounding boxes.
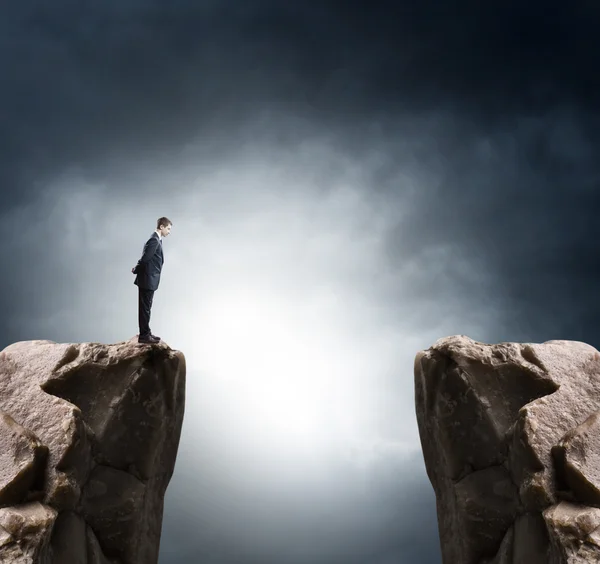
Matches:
[197,290,349,445]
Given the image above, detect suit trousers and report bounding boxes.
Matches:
[138,287,155,338]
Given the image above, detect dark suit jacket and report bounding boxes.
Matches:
[133,232,164,291]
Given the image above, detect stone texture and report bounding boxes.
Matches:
[415,335,600,564]
[49,511,87,564]
[544,502,600,563]
[80,465,146,563]
[0,502,57,563]
[0,336,186,563]
[0,412,47,507]
[554,411,600,507]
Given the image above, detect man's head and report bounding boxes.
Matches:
[156,217,172,238]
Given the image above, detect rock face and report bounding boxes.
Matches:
[0,336,186,563]
[415,335,600,564]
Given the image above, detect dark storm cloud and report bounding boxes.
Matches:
[4,1,600,329]
[4,0,599,303]
[2,0,599,204]
[381,107,600,347]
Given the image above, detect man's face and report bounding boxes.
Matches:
[160,224,172,237]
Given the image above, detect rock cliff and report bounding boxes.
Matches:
[0,336,185,564]
[415,335,600,564]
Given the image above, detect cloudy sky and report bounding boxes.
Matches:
[2,2,600,563]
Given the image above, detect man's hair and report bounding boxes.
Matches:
[157,216,172,230]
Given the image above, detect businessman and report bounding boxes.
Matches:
[132,217,172,344]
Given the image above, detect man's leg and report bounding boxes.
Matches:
[138,288,155,338]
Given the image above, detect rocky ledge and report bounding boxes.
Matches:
[0,336,185,564]
[415,335,600,564]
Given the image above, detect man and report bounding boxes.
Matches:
[132,217,172,344]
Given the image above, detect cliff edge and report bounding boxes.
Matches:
[415,335,600,564]
[0,336,185,564]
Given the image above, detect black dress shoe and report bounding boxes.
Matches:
[139,335,160,344]
[150,334,161,341]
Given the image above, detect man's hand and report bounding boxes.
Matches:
[132,267,136,274]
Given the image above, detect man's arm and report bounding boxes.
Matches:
[138,236,159,266]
